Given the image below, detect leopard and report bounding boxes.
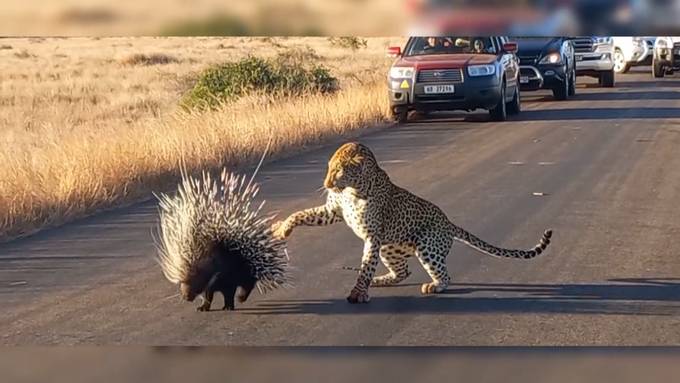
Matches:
[272,141,552,304]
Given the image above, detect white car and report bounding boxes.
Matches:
[612,37,655,74]
[652,37,680,78]
[572,37,615,87]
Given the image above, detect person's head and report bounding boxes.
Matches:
[473,39,485,52]
[427,37,438,47]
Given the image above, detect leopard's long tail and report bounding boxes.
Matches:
[450,223,552,259]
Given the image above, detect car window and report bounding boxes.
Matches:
[405,36,498,56]
[515,37,559,45]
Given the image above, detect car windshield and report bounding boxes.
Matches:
[515,37,558,44]
[515,37,553,42]
[404,36,497,56]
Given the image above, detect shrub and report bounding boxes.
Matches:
[276,45,321,63]
[181,53,338,110]
[328,36,368,51]
[120,53,179,66]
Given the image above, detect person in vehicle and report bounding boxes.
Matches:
[472,38,486,53]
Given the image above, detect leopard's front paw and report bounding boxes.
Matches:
[271,220,292,240]
[346,287,370,304]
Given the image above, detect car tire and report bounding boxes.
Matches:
[489,82,507,121]
[613,49,631,74]
[653,59,665,78]
[392,108,408,124]
[552,74,569,101]
[507,85,521,115]
[568,69,576,96]
[598,70,615,88]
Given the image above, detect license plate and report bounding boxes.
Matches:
[576,54,583,61]
[520,76,529,84]
[424,84,455,94]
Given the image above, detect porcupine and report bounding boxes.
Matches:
[154,167,290,312]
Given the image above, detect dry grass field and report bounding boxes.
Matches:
[0,36,404,241]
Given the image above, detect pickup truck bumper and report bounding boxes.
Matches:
[519,64,567,91]
[388,74,503,112]
[575,52,614,76]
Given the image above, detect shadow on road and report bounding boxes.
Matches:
[242,278,680,316]
[538,91,680,101]
[616,80,680,88]
[519,107,680,121]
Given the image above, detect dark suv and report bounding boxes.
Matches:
[387,36,521,123]
[515,37,576,100]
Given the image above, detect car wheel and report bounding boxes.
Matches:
[613,49,631,74]
[507,86,521,115]
[598,70,615,88]
[489,82,507,121]
[653,59,665,78]
[392,108,408,124]
[552,74,569,101]
[568,69,576,96]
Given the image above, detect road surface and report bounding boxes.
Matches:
[2,69,680,345]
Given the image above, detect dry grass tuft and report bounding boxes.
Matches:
[13,49,34,59]
[120,52,179,66]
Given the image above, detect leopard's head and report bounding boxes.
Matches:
[324,142,380,193]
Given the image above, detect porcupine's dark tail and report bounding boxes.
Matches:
[450,222,552,259]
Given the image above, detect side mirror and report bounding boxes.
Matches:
[387,46,402,57]
[503,42,518,54]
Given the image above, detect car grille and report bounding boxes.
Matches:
[417,69,463,83]
[518,55,539,65]
[520,67,539,78]
[572,38,594,53]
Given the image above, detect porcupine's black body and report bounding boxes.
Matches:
[183,242,258,311]
[155,169,291,313]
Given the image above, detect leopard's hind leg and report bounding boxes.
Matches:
[414,231,453,294]
[371,244,413,287]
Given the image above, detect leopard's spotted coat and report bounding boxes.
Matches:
[273,142,552,303]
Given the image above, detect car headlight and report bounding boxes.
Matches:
[389,66,414,79]
[539,52,562,65]
[594,37,612,45]
[467,64,495,77]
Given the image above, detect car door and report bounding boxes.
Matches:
[498,36,519,99]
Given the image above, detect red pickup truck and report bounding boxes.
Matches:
[387,36,521,123]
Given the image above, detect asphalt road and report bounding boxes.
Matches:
[3,68,680,345]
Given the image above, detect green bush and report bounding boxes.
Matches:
[182,52,338,110]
